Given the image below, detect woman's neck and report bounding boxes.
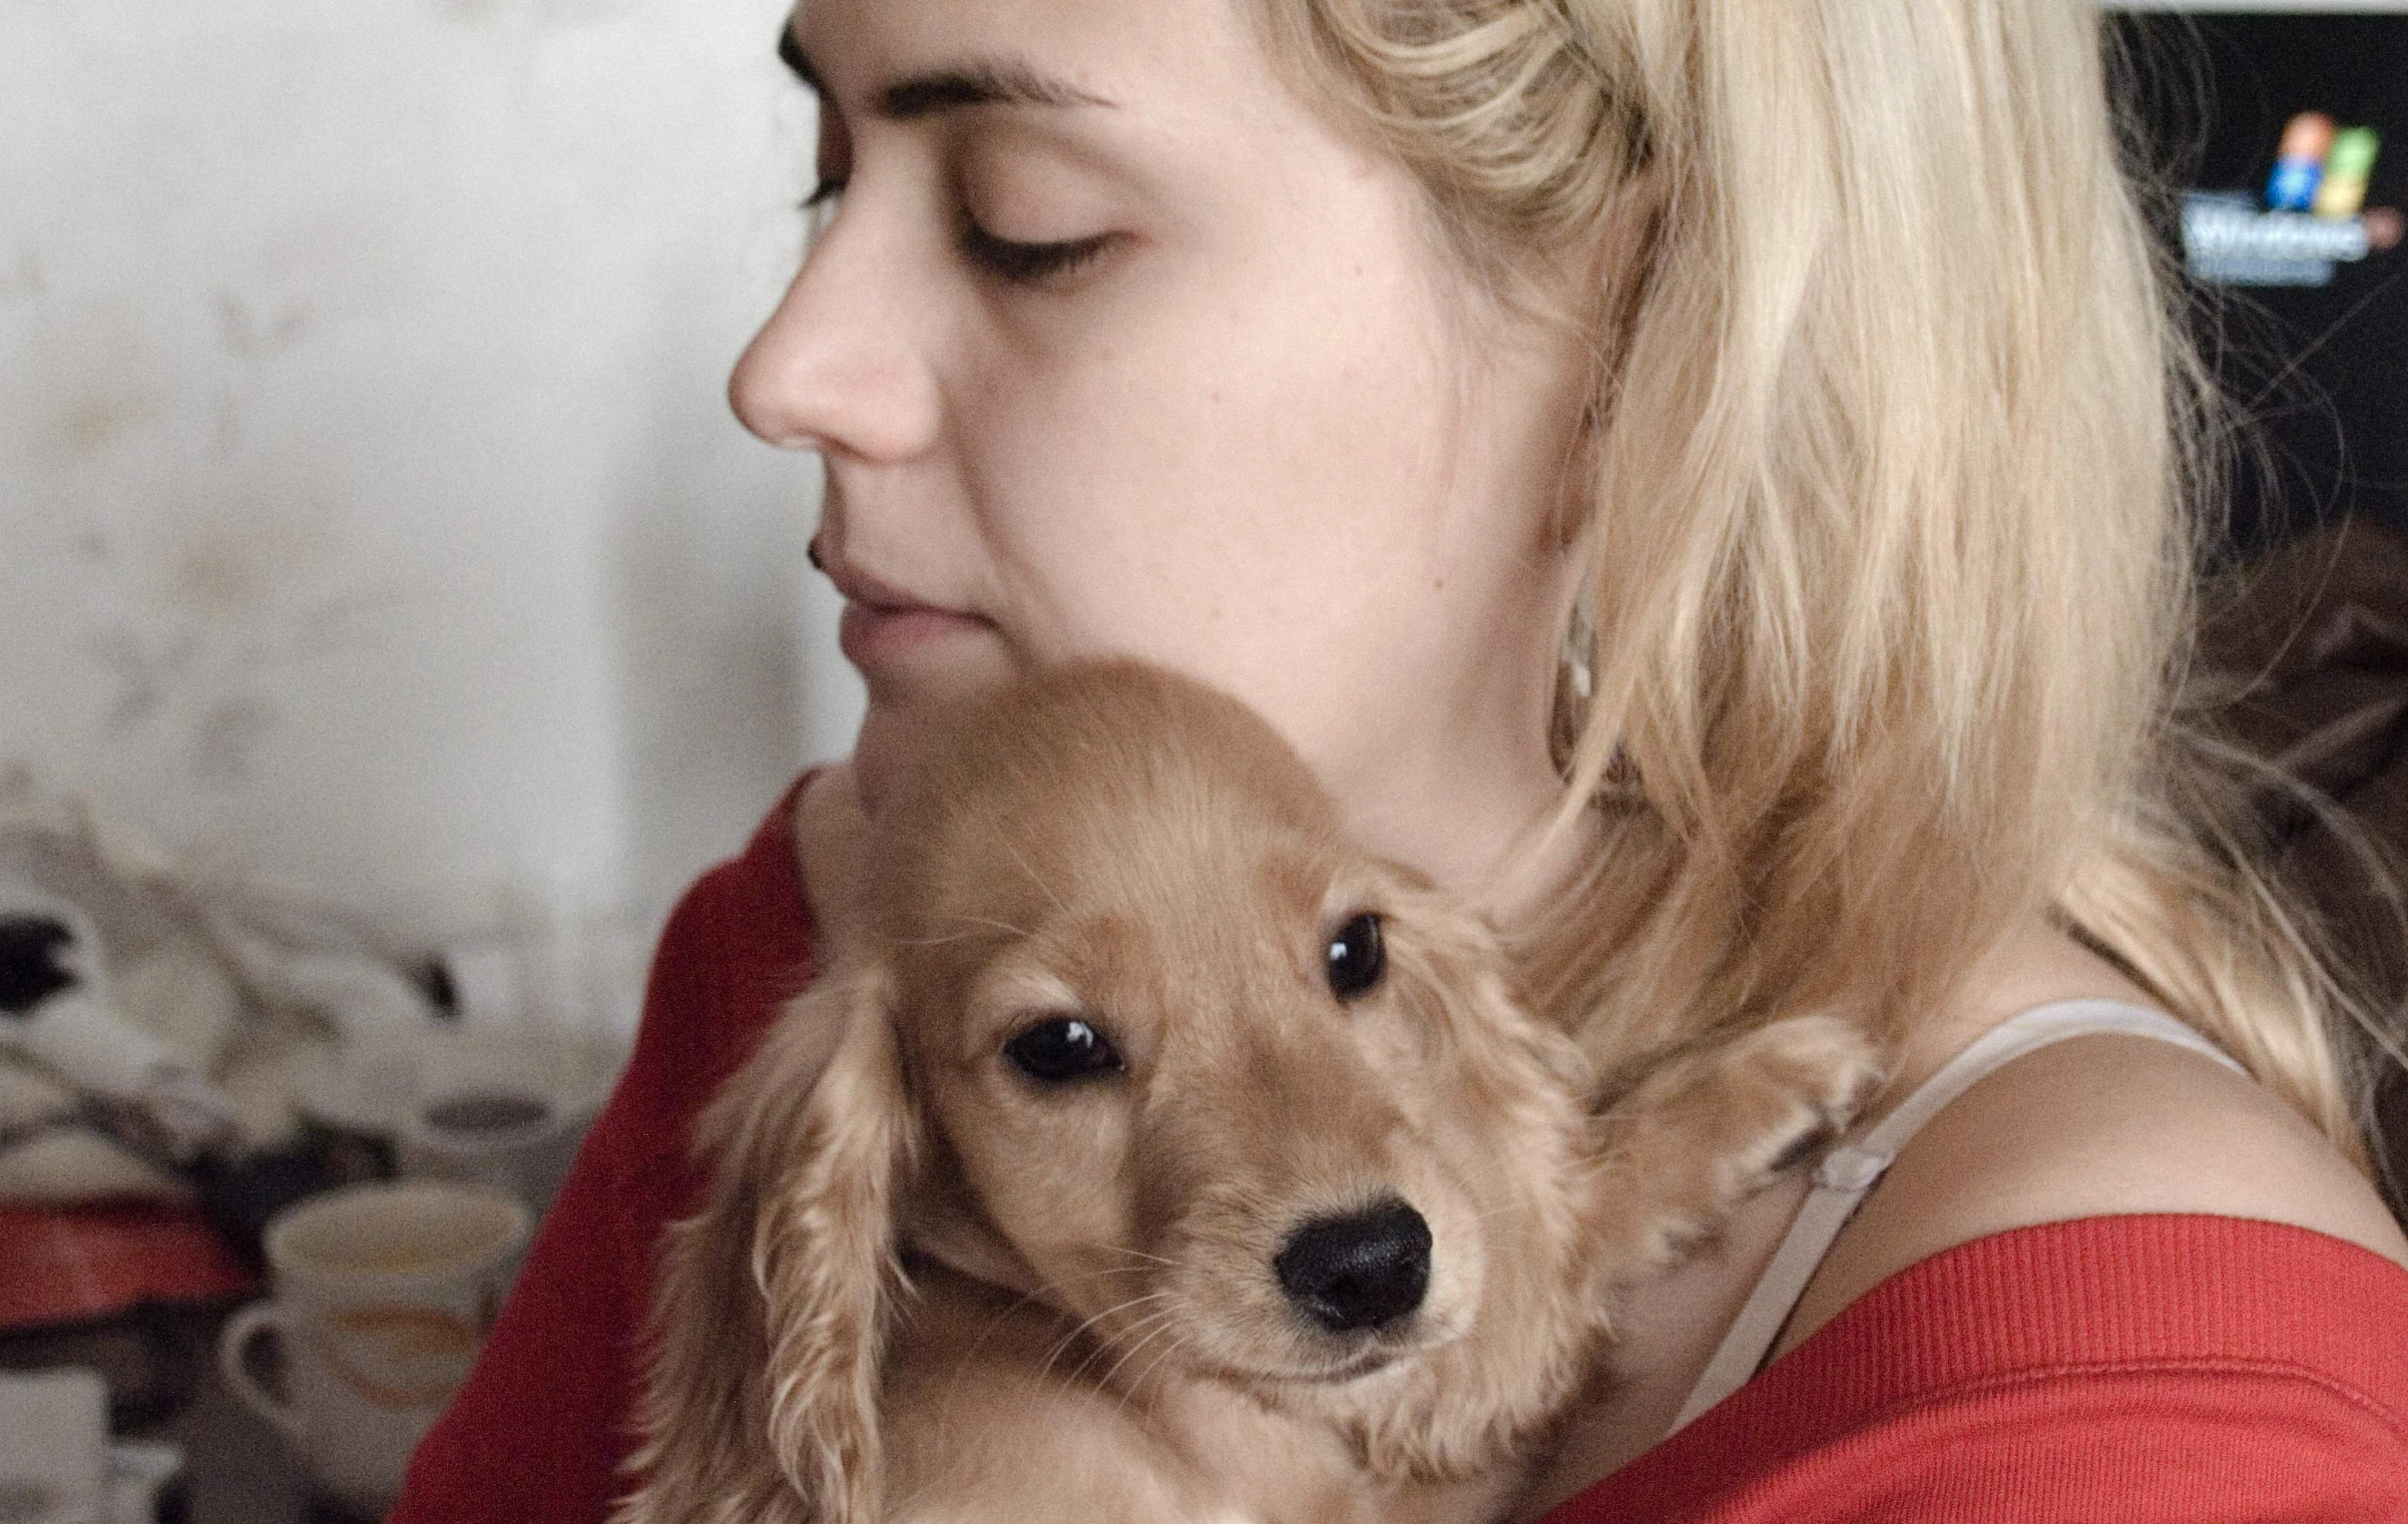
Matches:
[1337,751,1605,940]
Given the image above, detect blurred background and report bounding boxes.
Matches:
[0,0,861,957]
[0,4,865,1517]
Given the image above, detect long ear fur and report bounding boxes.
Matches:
[615,961,919,1524]
[1342,888,1603,1484]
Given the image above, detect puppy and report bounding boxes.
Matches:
[616,662,1876,1524]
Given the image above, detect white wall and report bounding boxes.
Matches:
[0,0,864,945]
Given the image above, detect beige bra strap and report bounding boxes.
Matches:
[1666,999,2246,1433]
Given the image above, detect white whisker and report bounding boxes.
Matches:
[1062,1304,1180,1387]
[956,1264,1153,1363]
[1040,1289,1179,1375]
[1117,1331,1196,1428]
[1095,1308,1188,1402]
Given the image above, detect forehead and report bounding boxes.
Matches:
[912,777,1338,936]
[791,0,1262,113]
[891,799,1349,1045]
[888,780,1349,1007]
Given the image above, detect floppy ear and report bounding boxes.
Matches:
[1339,887,1604,1484]
[616,960,919,1524]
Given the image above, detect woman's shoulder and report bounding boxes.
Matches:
[1542,1211,2408,1523]
[1538,912,2408,1522]
[597,769,828,1164]
[1776,920,2408,1358]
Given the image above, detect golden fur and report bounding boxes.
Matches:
[616,662,1876,1524]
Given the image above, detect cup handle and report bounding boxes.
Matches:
[217,1299,307,1445]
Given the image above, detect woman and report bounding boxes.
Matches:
[393,0,2408,1518]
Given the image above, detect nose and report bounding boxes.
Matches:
[726,202,942,462]
[1273,1200,1432,1333]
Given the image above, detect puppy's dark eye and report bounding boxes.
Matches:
[1003,1016,1124,1084]
[1325,912,1385,1000]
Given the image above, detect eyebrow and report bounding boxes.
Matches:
[778,32,1113,119]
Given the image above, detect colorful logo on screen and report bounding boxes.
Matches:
[2182,112,2397,288]
[2265,113,2381,219]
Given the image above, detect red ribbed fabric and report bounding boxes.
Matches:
[390,776,817,1524]
[1542,1214,2408,1522]
[395,779,2408,1522]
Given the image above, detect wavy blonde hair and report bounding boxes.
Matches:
[1252,0,2387,1171]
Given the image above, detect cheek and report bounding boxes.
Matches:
[954,275,1498,753]
[952,1099,1138,1296]
[1421,1050,1590,1277]
[973,286,1455,577]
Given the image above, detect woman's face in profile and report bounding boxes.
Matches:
[736,0,1594,872]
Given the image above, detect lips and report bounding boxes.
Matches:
[823,562,989,671]
[824,560,932,614]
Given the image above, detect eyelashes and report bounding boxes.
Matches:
[796,179,1116,286]
[800,179,845,251]
[958,224,1115,283]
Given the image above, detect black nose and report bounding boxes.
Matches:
[1273,1200,1432,1333]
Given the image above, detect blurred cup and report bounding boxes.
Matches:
[0,1368,106,1524]
[397,1080,597,1216]
[216,1182,529,1517]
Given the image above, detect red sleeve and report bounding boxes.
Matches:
[1543,1215,2408,1523]
[389,779,818,1524]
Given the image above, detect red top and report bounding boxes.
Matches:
[392,784,2408,1523]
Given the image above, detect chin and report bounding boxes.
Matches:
[848,671,1011,816]
[848,704,917,817]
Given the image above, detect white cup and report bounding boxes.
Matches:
[397,1082,596,1215]
[0,1368,106,1524]
[216,1181,530,1517]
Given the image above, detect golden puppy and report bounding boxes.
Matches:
[617,662,1875,1524]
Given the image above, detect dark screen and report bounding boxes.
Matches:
[2109,11,2408,552]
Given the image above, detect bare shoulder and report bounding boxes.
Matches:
[1777,928,2408,1355]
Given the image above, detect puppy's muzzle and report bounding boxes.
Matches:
[1273,1199,1432,1333]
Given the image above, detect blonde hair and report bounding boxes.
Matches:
[1254,0,2386,1171]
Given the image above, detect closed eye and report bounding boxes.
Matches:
[961,224,1116,284]
[794,191,1111,284]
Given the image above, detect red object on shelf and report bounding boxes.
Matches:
[0,1203,256,1331]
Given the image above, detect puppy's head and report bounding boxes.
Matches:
[890,665,1606,1471]
[624,663,1606,1523]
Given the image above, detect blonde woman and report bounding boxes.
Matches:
[394,0,2408,1518]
